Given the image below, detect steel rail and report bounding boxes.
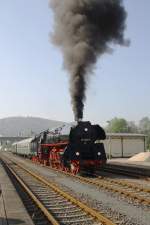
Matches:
[3,160,60,225]
[3,153,150,206]
[103,178,150,194]
[101,164,150,178]
[47,165,150,192]
[42,165,150,206]
[1,157,116,225]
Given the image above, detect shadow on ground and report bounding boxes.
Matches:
[0,217,25,225]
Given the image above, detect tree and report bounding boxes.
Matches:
[139,117,150,133]
[127,121,138,133]
[139,117,150,149]
[106,118,128,133]
[106,117,150,149]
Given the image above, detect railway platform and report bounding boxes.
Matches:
[107,158,150,177]
[108,158,150,168]
[0,162,34,225]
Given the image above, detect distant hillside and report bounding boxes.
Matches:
[0,117,65,137]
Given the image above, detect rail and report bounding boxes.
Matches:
[1,156,116,225]
[43,164,150,206]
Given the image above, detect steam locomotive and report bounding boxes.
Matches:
[32,121,107,174]
[12,121,107,174]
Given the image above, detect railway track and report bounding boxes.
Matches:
[101,164,150,179]
[4,153,150,207]
[0,157,116,225]
[42,165,150,207]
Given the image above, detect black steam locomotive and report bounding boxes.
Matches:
[35,121,107,174]
[13,121,107,175]
[62,121,106,172]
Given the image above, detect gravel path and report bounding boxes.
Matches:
[2,153,150,225]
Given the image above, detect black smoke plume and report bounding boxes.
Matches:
[50,0,128,121]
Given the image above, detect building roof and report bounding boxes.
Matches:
[12,137,34,145]
[107,133,147,138]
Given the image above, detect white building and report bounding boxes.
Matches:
[103,133,147,158]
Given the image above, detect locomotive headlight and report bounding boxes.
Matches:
[97,152,101,156]
[76,152,80,156]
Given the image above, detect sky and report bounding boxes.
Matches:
[0,1,150,125]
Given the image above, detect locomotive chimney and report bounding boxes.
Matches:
[77,118,82,124]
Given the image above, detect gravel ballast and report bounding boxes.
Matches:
[2,152,150,225]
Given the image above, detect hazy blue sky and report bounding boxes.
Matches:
[0,1,150,125]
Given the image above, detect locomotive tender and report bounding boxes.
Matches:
[12,121,107,174]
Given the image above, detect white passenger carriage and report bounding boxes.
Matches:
[12,137,36,158]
